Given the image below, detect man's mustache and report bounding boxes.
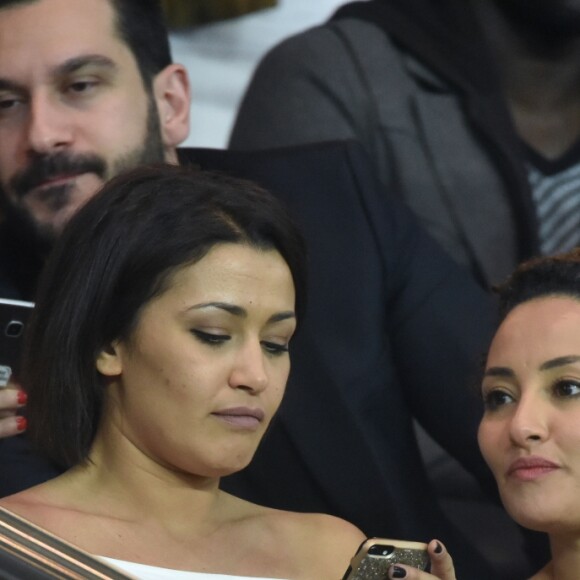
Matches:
[10,153,106,199]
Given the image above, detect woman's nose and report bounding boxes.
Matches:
[508,394,549,447]
[228,342,268,394]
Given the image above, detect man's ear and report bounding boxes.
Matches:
[96,342,123,377]
[153,63,191,158]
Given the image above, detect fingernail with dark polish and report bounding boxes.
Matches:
[435,541,443,554]
[391,566,407,579]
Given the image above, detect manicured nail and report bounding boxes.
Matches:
[391,566,407,579]
[16,416,27,432]
[17,391,27,405]
[434,541,443,554]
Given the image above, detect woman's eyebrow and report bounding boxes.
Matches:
[540,355,580,371]
[483,367,515,378]
[186,303,295,323]
[188,302,246,317]
[268,311,296,324]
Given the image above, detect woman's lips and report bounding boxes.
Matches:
[507,456,560,481]
[211,407,265,430]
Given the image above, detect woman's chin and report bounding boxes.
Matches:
[505,503,568,535]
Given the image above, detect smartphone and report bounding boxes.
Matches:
[342,538,429,580]
[0,298,34,387]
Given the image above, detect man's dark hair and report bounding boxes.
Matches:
[495,248,580,321]
[0,0,172,86]
[110,0,172,85]
[23,164,308,469]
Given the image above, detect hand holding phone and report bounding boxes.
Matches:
[342,538,429,579]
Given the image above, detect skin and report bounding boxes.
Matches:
[387,541,456,580]
[0,0,190,438]
[479,296,580,579]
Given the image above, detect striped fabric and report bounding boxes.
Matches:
[528,162,580,255]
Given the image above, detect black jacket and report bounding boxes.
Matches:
[230,0,540,287]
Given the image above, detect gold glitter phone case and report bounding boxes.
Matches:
[342,538,429,580]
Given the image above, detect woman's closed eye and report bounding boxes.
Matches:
[191,329,291,355]
[192,329,230,346]
[261,340,289,356]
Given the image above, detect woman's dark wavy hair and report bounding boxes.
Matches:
[0,0,172,86]
[22,164,308,469]
[495,248,580,321]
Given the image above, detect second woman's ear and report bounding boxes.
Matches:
[96,342,123,376]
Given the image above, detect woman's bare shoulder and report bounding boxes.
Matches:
[0,483,75,540]
[0,477,103,542]
[255,506,365,580]
[0,484,53,517]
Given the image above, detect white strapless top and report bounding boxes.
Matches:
[99,557,288,580]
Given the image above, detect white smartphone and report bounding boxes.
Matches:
[0,298,34,387]
[342,538,429,579]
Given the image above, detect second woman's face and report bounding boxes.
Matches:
[478,296,580,534]
[98,243,297,479]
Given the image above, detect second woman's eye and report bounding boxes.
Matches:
[191,329,231,346]
[482,388,515,411]
[553,379,580,398]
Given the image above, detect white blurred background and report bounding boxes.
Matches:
[169,0,348,148]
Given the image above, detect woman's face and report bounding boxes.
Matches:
[478,296,580,534]
[97,243,296,479]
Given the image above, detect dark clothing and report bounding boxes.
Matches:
[229,0,540,288]
[0,142,517,577]
[0,225,43,301]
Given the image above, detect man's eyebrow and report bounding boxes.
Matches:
[0,56,117,94]
[540,355,580,371]
[187,302,296,323]
[52,55,118,77]
[0,78,22,93]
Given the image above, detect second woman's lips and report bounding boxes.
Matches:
[507,456,560,481]
[211,407,265,429]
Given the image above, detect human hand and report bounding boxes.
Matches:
[388,540,455,580]
[0,378,27,438]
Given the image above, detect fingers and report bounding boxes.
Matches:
[0,384,27,412]
[388,540,455,580]
[0,385,27,438]
[426,540,455,580]
[0,414,27,438]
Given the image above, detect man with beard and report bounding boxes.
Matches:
[0,0,546,577]
[230,0,580,289]
[0,0,188,295]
